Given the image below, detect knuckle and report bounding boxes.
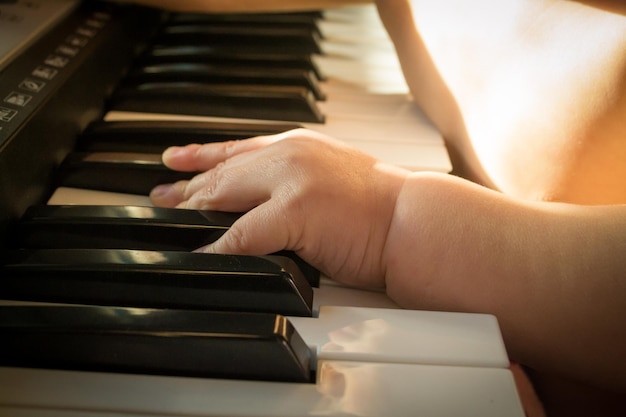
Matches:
[186,161,228,208]
[223,224,252,253]
[222,140,240,158]
[206,160,227,192]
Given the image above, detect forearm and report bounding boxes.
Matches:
[383,172,626,391]
[111,0,371,12]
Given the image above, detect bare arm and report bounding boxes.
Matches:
[377,0,626,204]
[384,171,626,392]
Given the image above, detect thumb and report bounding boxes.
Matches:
[194,204,294,256]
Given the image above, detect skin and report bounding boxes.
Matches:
[112,0,626,413]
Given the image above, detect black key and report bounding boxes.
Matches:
[154,24,322,55]
[56,151,197,195]
[169,13,323,39]
[76,120,302,153]
[0,305,311,382]
[126,63,325,100]
[16,205,320,287]
[171,11,323,26]
[141,45,325,80]
[16,205,236,249]
[108,82,325,123]
[0,249,313,316]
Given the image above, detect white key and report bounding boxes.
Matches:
[47,187,152,206]
[0,362,524,417]
[296,305,509,369]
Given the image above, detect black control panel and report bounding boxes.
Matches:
[0,1,161,248]
[0,1,111,147]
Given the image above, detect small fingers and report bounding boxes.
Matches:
[178,157,270,211]
[152,143,291,211]
[151,127,332,212]
[151,132,295,208]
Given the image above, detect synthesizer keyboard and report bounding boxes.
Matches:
[0,1,524,416]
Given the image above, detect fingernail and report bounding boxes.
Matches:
[163,146,184,159]
[193,244,213,254]
[150,184,171,198]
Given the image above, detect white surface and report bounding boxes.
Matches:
[0,362,524,417]
[295,305,510,369]
[48,186,153,206]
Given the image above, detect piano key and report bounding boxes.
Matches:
[76,119,303,153]
[170,11,323,26]
[0,249,314,317]
[0,300,511,370]
[0,305,311,383]
[293,305,510,369]
[108,82,325,123]
[56,151,196,195]
[169,12,323,39]
[316,5,406,93]
[15,204,320,286]
[125,63,326,100]
[0,295,523,415]
[15,205,236,248]
[154,24,323,55]
[0,361,525,417]
[140,44,325,80]
[47,186,153,206]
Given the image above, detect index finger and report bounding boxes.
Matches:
[161,133,286,172]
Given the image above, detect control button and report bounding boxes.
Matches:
[44,55,69,68]
[66,35,88,47]
[32,66,58,80]
[56,45,80,57]
[0,107,18,122]
[4,91,32,107]
[76,27,97,38]
[85,18,106,29]
[19,78,46,93]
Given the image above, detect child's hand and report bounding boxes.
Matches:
[150,128,410,289]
